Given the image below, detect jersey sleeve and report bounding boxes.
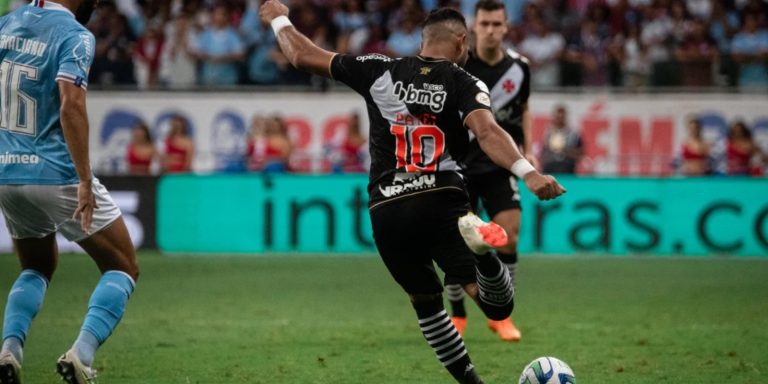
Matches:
[56,31,95,90]
[330,53,391,95]
[454,68,493,123]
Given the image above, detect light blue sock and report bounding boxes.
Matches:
[74,271,135,367]
[2,269,48,363]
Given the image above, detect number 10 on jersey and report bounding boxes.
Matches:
[390,124,445,172]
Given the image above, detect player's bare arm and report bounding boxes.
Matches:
[522,103,540,169]
[59,81,95,233]
[259,0,336,78]
[466,109,565,200]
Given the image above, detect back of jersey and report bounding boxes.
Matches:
[0,2,94,185]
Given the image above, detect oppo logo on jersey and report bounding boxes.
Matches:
[378,173,437,198]
[393,81,446,113]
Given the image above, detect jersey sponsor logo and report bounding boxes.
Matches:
[378,173,436,198]
[0,152,40,165]
[355,53,392,63]
[73,33,92,72]
[476,92,491,107]
[420,67,432,75]
[392,81,446,113]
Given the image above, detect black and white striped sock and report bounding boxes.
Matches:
[497,252,518,290]
[445,284,466,317]
[475,254,515,320]
[413,300,482,383]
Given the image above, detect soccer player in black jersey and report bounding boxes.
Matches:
[446,0,536,343]
[260,1,565,383]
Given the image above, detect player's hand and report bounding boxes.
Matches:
[523,172,566,201]
[73,179,97,235]
[260,0,289,24]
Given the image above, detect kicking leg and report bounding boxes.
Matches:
[58,217,138,383]
[1,234,57,384]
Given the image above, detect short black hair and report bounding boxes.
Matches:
[422,7,467,30]
[475,0,506,15]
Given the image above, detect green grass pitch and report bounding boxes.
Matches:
[1,252,767,383]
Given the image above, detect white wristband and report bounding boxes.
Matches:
[270,16,292,35]
[510,159,535,179]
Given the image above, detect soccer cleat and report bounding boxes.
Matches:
[56,350,96,384]
[0,352,21,384]
[450,316,467,336]
[458,213,508,254]
[487,318,522,342]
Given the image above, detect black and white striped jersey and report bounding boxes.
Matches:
[462,48,530,176]
[330,53,492,205]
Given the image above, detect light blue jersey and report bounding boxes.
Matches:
[0,1,94,185]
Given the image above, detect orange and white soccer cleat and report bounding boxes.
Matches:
[488,318,522,342]
[450,316,468,336]
[458,213,508,254]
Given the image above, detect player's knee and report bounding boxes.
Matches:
[498,229,519,254]
[112,249,140,281]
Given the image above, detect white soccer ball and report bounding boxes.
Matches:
[518,356,576,384]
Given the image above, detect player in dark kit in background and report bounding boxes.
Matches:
[259,1,565,383]
[446,0,535,343]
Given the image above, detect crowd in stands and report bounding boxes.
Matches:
[4,0,767,89]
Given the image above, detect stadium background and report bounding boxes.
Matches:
[1,0,767,382]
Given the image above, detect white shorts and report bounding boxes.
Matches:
[0,179,121,242]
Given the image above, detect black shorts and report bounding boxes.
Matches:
[370,189,478,295]
[465,169,521,219]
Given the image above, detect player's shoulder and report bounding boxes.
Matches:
[505,48,530,66]
[451,63,490,94]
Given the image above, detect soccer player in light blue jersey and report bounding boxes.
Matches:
[0,1,139,383]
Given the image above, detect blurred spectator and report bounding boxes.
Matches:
[329,112,368,173]
[540,105,583,173]
[709,1,741,53]
[386,11,422,57]
[163,115,195,173]
[89,2,136,86]
[133,22,165,89]
[519,18,565,88]
[642,2,677,86]
[726,120,762,175]
[679,117,710,175]
[361,23,389,54]
[126,122,157,175]
[334,0,370,54]
[240,1,280,84]
[194,5,245,86]
[160,14,198,88]
[610,21,650,87]
[674,19,718,86]
[565,18,613,86]
[247,115,292,173]
[730,12,768,89]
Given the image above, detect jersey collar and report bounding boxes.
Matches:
[417,55,449,63]
[32,0,75,18]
